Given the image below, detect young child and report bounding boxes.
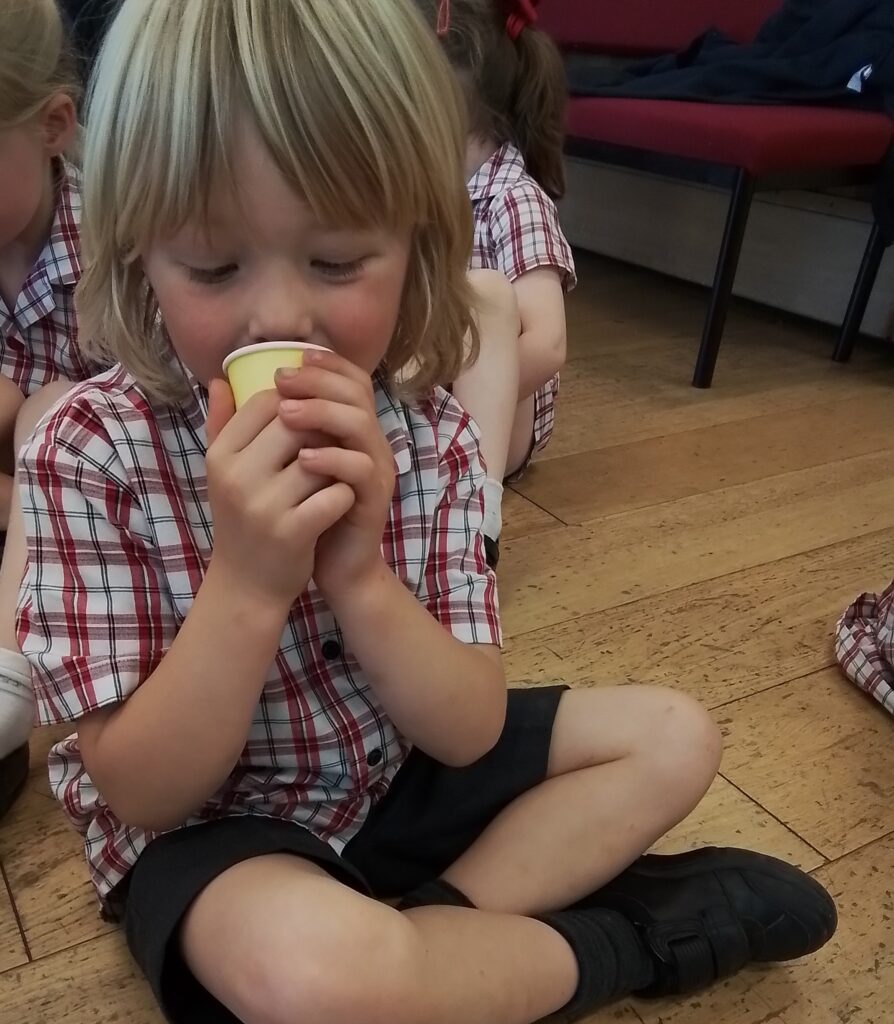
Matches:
[0,0,90,819]
[20,1,835,1021]
[419,0,575,563]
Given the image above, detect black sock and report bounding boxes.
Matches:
[538,908,656,1018]
[397,878,476,911]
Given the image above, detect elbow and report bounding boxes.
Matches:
[114,802,186,835]
[521,325,567,396]
[91,776,186,834]
[82,730,188,834]
[440,672,507,768]
[542,326,567,379]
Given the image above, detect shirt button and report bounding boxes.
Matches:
[321,639,342,661]
[367,748,383,767]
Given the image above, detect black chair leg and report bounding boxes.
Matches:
[832,221,886,364]
[692,169,756,388]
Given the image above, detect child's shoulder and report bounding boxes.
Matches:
[28,365,164,460]
[468,142,551,210]
[384,379,483,479]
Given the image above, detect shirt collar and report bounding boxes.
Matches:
[33,160,81,291]
[466,142,526,202]
[1,161,81,332]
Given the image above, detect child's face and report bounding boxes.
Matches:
[0,124,52,251]
[0,96,77,252]
[142,124,412,388]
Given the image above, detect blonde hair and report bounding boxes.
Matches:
[0,0,81,130]
[79,0,478,404]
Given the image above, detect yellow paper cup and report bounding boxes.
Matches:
[222,342,331,409]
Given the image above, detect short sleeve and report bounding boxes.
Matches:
[488,182,577,291]
[420,412,502,648]
[17,399,178,725]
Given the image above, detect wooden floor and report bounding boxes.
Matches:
[1,253,893,1022]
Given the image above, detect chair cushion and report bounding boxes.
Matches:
[538,0,782,56]
[566,97,894,174]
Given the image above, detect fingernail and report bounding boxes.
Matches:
[298,447,317,460]
[280,399,301,414]
[276,367,298,379]
[304,349,324,363]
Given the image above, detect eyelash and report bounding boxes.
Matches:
[313,259,365,280]
[187,264,237,285]
[186,259,366,285]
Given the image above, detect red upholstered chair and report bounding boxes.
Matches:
[540,1,894,386]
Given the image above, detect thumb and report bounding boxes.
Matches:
[206,378,236,445]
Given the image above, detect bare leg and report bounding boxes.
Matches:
[453,270,520,544]
[0,377,25,528]
[0,381,74,648]
[443,687,722,914]
[181,854,578,1024]
[453,269,520,484]
[506,393,535,480]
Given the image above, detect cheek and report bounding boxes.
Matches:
[0,159,44,247]
[339,266,406,339]
[146,268,232,379]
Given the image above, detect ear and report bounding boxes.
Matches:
[37,94,78,158]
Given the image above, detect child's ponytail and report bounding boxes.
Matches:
[510,23,567,199]
[415,0,567,199]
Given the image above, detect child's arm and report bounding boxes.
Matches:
[489,181,575,400]
[21,382,353,832]
[325,567,505,768]
[0,376,24,527]
[280,352,507,767]
[513,267,568,400]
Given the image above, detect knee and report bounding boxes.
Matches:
[14,381,73,447]
[641,688,723,798]
[239,910,420,1024]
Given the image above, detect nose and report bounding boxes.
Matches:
[246,265,315,344]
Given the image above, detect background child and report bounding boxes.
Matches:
[20,1,834,1021]
[418,0,576,563]
[0,0,89,819]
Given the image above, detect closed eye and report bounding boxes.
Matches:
[312,258,366,280]
[187,264,238,285]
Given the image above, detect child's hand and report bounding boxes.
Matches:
[204,378,355,610]
[275,352,395,596]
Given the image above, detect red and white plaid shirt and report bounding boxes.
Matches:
[0,162,96,396]
[18,367,500,918]
[836,581,894,715]
[468,142,576,464]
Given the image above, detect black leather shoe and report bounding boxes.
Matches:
[484,535,500,570]
[0,743,28,822]
[577,847,837,997]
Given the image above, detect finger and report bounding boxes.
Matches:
[274,364,372,410]
[237,416,325,482]
[208,388,283,455]
[265,452,332,509]
[205,379,236,445]
[297,447,391,509]
[285,481,355,539]
[299,444,385,487]
[277,398,375,452]
[295,346,377,391]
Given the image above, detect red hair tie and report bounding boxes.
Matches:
[437,0,451,36]
[504,0,539,40]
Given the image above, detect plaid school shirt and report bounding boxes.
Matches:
[0,162,95,395]
[17,367,501,918]
[468,142,576,463]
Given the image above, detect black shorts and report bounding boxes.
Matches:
[123,685,566,1024]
